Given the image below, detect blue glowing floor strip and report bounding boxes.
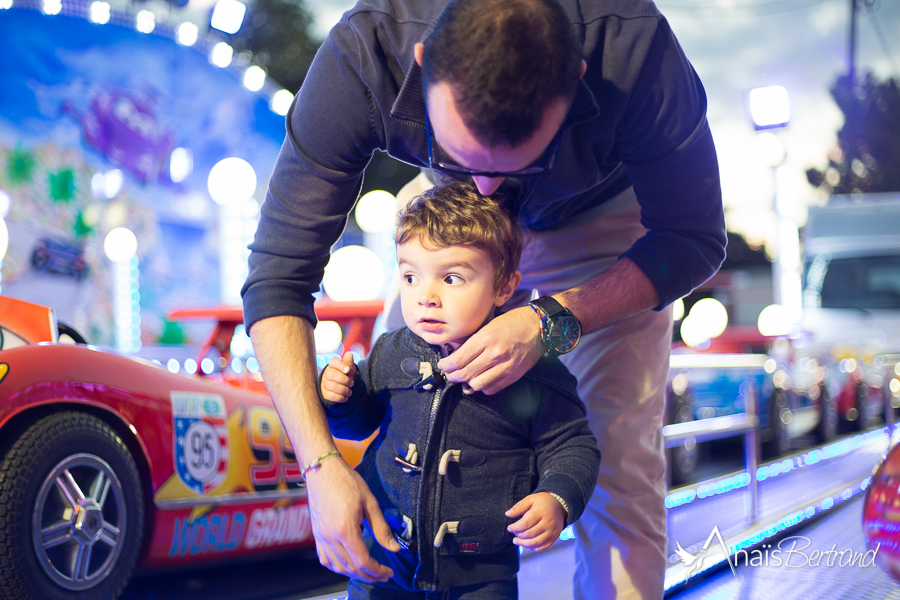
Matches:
[664,426,893,510]
[663,424,898,593]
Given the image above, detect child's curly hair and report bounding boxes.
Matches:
[395,180,523,291]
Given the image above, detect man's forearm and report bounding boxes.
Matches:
[556,257,661,334]
[249,315,337,465]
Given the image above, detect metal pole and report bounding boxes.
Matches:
[849,0,857,80]
[745,383,760,525]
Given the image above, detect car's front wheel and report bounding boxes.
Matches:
[0,412,144,600]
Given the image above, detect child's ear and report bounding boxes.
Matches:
[494,270,522,307]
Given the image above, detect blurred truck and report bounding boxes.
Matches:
[796,193,900,430]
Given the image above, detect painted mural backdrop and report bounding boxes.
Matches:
[0,6,285,345]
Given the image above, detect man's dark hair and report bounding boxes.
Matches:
[422,0,582,147]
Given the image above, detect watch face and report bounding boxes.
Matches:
[548,314,581,353]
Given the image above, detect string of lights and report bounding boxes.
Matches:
[0,0,295,116]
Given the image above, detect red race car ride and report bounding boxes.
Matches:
[0,295,380,600]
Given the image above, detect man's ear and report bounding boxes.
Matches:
[494,271,522,307]
[579,59,587,79]
[414,43,425,67]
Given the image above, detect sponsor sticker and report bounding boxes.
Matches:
[171,391,229,495]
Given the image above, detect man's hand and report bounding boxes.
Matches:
[321,351,357,403]
[505,492,567,552]
[305,456,401,582]
[249,316,399,583]
[437,305,543,395]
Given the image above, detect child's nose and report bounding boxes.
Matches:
[419,286,440,307]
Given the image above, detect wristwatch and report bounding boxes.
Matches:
[528,296,582,357]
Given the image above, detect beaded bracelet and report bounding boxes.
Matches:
[301,450,342,478]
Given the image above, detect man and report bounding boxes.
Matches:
[242,1,726,598]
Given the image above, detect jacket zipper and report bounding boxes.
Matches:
[416,377,451,589]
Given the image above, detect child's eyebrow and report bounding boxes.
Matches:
[438,260,477,272]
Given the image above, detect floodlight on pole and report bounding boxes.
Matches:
[749,85,790,130]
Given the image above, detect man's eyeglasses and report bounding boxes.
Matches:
[425,106,560,179]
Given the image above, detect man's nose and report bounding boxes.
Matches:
[472,175,504,196]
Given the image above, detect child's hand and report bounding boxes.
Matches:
[505,492,566,552]
[320,352,357,403]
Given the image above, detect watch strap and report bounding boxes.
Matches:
[529,295,566,319]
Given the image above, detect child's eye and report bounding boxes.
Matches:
[404,273,418,284]
[444,274,463,285]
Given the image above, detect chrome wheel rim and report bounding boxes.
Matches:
[32,453,127,591]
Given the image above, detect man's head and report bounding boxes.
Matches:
[415,0,585,195]
[394,180,523,347]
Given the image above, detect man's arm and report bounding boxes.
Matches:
[438,257,658,394]
[249,316,400,582]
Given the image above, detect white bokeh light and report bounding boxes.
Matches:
[210,0,246,34]
[104,227,138,262]
[680,314,708,349]
[177,22,199,46]
[749,85,790,130]
[208,157,257,206]
[169,147,193,183]
[688,297,729,339]
[0,190,9,218]
[355,190,397,233]
[758,304,792,337]
[0,216,9,261]
[243,66,266,92]
[672,298,685,321]
[90,1,110,24]
[211,42,234,68]
[92,169,123,200]
[42,0,61,15]
[136,10,155,33]
[270,89,294,116]
[323,245,385,301]
[314,320,343,354]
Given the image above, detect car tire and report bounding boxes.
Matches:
[0,412,144,600]
[763,391,791,458]
[57,322,89,345]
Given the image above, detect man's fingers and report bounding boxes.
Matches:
[342,529,394,582]
[438,343,484,377]
[365,496,402,554]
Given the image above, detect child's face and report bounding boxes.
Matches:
[397,236,517,348]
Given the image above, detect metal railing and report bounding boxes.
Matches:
[662,384,760,523]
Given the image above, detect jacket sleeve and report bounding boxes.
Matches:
[615,16,726,308]
[529,368,601,525]
[241,18,382,331]
[317,336,387,441]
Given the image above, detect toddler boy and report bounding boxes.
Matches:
[318,181,601,599]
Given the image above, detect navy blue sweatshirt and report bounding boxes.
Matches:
[242,0,726,330]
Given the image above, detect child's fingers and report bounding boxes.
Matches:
[505,496,534,519]
[507,509,542,535]
[321,381,352,403]
[513,529,555,549]
[322,378,352,396]
[509,514,550,539]
[323,363,355,388]
[341,351,357,376]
